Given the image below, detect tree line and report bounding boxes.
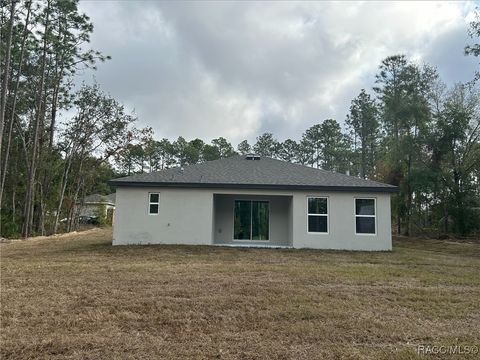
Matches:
[1,1,479,238]
[119,63,480,237]
[0,0,141,237]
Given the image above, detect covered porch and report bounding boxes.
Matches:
[212,193,293,247]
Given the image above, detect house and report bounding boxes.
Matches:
[109,155,398,250]
[78,193,116,221]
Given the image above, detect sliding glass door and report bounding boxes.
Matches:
[234,200,269,240]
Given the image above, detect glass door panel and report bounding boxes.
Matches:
[252,201,269,240]
[234,200,251,240]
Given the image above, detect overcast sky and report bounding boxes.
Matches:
[78,0,478,146]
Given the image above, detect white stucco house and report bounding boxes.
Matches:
[109,155,398,250]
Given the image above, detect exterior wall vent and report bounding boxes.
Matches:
[245,154,261,160]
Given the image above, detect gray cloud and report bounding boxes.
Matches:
[78,1,478,145]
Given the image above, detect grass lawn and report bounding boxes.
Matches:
[1,228,479,359]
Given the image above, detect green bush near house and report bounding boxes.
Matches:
[94,204,108,226]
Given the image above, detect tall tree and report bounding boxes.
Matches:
[465,9,480,81]
[201,137,236,161]
[278,139,300,163]
[301,124,322,168]
[143,135,176,172]
[173,136,188,166]
[117,144,146,175]
[374,55,437,235]
[318,119,351,173]
[433,84,480,234]
[22,0,51,237]
[38,0,110,234]
[202,144,221,161]
[301,120,351,172]
[0,0,33,209]
[155,138,176,169]
[0,0,16,170]
[53,83,137,233]
[184,138,204,165]
[346,89,380,178]
[253,133,279,157]
[237,140,251,155]
[211,137,236,158]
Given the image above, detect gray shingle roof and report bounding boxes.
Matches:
[83,193,116,205]
[109,155,398,192]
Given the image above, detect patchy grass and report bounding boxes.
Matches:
[1,229,479,359]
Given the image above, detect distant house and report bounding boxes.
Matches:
[109,155,397,250]
[78,193,116,220]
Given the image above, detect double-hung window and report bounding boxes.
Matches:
[355,198,376,234]
[307,197,328,233]
[148,193,160,215]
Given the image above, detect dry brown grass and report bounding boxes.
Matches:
[1,228,479,359]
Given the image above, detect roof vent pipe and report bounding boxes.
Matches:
[245,154,261,160]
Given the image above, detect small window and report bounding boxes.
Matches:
[148,193,160,215]
[355,198,376,234]
[307,197,328,233]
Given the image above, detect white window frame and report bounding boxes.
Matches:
[354,197,376,236]
[232,199,270,242]
[148,192,160,215]
[307,196,329,234]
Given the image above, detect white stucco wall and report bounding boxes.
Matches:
[113,187,213,245]
[113,187,392,250]
[291,191,392,251]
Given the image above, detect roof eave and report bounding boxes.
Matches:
[108,180,399,193]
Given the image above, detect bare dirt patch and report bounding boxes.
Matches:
[1,228,479,359]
